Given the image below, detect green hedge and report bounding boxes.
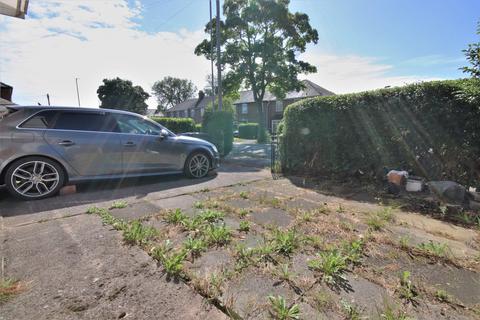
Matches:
[150,117,196,134]
[195,124,202,132]
[238,123,258,139]
[280,79,480,187]
[202,110,234,157]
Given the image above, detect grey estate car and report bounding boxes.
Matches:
[0,106,220,200]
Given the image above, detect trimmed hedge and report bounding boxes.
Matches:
[279,79,480,187]
[202,110,234,157]
[150,117,196,134]
[238,123,258,139]
[195,124,202,132]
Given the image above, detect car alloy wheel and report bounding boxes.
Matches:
[188,153,210,178]
[10,160,60,198]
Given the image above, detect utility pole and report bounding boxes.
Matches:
[46,93,50,106]
[215,0,222,111]
[209,0,215,109]
[75,77,81,107]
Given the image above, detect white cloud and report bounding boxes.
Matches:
[0,0,209,107]
[301,51,441,94]
[0,1,442,107]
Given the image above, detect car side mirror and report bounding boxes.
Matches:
[159,129,169,140]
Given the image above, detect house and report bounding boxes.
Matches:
[145,109,164,117]
[164,91,214,123]
[234,80,334,132]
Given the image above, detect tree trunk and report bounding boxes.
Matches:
[255,99,268,143]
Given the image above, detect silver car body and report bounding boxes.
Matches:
[0,106,220,185]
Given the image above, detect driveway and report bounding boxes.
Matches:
[0,161,270,320]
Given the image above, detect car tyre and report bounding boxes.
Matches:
[5,156,66,200]
[184,152,211,179]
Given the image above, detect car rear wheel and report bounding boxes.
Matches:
[5,157,65,200]
[184,152,211,178]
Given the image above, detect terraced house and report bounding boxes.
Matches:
[165,80,334,132]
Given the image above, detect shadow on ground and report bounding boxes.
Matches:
[0,164,266,218]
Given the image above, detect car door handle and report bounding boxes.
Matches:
[58,140,75,146]
[123,141,136,147]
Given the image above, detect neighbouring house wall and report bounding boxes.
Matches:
[236,102,261,124]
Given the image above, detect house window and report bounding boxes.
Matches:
[271,120,281,135]
[275,100,283,113]
[201,107,205,116]
[241,103,248,114]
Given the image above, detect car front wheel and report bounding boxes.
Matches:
[5,157,65,200]
[184,152,211,178]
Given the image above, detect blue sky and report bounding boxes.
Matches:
[0,0,479,107]
[137,0,480,79]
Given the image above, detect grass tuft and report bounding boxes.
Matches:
[308,249,348,284]
[109,200,128,209]
[268,295,300,320]
[0,278,25,303]
[122,220,157,246]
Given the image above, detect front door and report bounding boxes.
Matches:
[112,114,180,173]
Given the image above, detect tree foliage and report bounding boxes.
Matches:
[152,76,197,111]
[462,21,480,78]
[195,0,318,128]
[97,77,149,115]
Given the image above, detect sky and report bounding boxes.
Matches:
[0,0,479,108]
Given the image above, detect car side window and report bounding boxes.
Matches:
[52,111,118,132]
[19,110,57,128]
[113,114,162,136]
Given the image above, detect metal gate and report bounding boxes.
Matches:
[270,134,282,179]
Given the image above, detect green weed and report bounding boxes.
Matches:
[399,235,410,249]
[193,201,205,209]
[336,204,345,213]
[163,250,187,277]
[109,200,128,209]
[239,209,249,217]
[239,191,249,199]
[375,300,411,320]
[268,295,300,320]
[275,264,294,282]
[417,241,450,258]
[183,237,207,258]
[204,224,232,246]
[308,250,347,284]
[164,208,188,224]
[271,229,300,256]
[435,289,451,303]
[122,220,157,246]
[238,221,251,232]
[197,209,224,223]
[398,271,417,303]
[343,239,364,264]
[340,299,362,320]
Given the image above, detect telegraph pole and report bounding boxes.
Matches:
[215,0,222,111]
[209,0,215,109]
[75,77,81,107]
[46,93,51,106]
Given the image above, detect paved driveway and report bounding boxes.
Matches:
[0,162,270,320]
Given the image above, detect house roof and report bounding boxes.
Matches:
[167,95,216,113]
[233,79,334,104]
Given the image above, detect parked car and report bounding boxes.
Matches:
[0,106,220,200]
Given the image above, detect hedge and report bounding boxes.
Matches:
[195,124,202,132]
[202,110,234,157]
[238,123,258,139]
[279,79,480,187]
[150,117,196,134]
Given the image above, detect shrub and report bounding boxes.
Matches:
[238,123,258,139]
[195,124,202,132]
[280,79,480,187]
[150,116,196,133]
[202,110,234,156]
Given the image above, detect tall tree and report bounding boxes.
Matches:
[195,0,318,131]
[462,21,480,78]
[97,77,149,115]
[152,76,197,111]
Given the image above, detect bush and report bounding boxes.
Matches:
[257,126,271,144]
[150,117,196,134]
[195,124,202,132]
[280,79,480,187]
[202,110,234,157]
[238,123,258,139]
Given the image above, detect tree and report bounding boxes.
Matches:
[204,74,218,97]
[152,76,197,112]
[462,21,480,78]
[195,0,318,134]
[97,77,149,115]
